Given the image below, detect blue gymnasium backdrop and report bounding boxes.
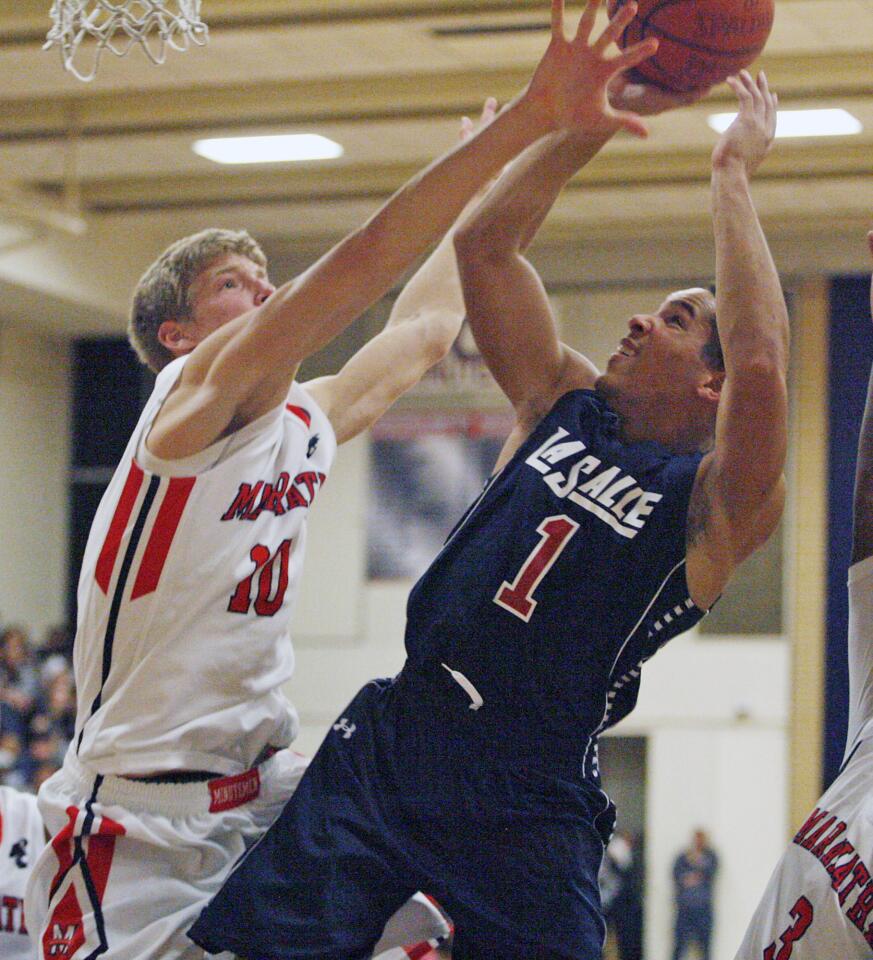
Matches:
[827,276,873,788]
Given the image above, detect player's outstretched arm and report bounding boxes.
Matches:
[851,231,873,565]
[688,71,789,607]
[147,0,657,462]
[453,0,662,440]
[303,102,498,445]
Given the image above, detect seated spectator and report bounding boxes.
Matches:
[0,626,41,720]
[37,623,74,667]
[29,665,75,751]
[0,701,25,787]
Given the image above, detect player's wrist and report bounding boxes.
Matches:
[711,151,753,181]
[513,86,562,139]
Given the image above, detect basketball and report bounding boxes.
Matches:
[613,0,775,93]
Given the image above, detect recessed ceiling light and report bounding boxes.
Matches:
[707,108,862,138]
[193,134,344,165]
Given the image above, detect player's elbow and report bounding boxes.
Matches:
[419,309,463,366]
[454,220,514,268]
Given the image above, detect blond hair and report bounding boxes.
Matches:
[128,228,267,373]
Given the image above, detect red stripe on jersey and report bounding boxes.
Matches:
[42,807,125,959]
[405,943,439,960]
[95,461,145,595]
[43,807,81,958]
[130,476,196,600]
[285,404,311,428]
[42,884,86,959]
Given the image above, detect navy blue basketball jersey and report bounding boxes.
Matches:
[404,389,706,758]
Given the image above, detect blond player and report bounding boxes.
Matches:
[735,232,873,958]
[23,4,665,957]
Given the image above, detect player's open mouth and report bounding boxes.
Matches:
[616,338,637,358]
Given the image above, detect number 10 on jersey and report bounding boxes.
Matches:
[494,515,579,622]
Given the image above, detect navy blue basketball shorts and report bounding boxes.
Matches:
[189,674,616,960]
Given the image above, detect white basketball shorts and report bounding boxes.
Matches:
[25,747,308,960]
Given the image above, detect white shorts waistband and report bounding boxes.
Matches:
[58,748,280,819]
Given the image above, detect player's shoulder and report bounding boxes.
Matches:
[849,552,873,588]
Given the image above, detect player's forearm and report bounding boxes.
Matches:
[455,127,612,262]
[385,229,465,334]
[712,160,789,378]
[249,94,553,367]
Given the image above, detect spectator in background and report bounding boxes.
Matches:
[21,662,75,786]
[0,701,24,784]
[672,829,719,960]
[0,626,40,721]
[0,626,75,790]
[600,830,643,960]
[37,624,74,666]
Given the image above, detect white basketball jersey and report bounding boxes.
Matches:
[72,355,336,777]
[734,555,873,959]
[0,787,44,959]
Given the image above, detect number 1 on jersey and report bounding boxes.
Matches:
[494,515,579,622]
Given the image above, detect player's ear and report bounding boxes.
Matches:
[697,369,724,406]
[157,319,198,357]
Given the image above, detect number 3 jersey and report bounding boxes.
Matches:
[71,354,336,777]
[734,555,873,959]
[403,389,707,764]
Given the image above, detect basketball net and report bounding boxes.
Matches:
[44,1,209,82]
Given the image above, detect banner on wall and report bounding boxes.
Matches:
[367,409,513,581]
[409,320,504,401]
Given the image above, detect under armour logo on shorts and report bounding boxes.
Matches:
[333,718,356,739]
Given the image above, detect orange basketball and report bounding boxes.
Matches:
[613,0,775,93]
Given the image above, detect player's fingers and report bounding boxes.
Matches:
[761,78,778,134]
[552,0,566,40]
[481,96,498,123]
[615,110,650,139]
[741,69,763,105]
[574,0,601,43]
[611,35,658,73]
[459,116,473,141]
[592,0,635,53]
[726,74,753,109]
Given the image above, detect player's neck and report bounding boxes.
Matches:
[597,381,713,454]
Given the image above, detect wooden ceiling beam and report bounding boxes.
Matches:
[1,50,873,143]
[34,138,873,214]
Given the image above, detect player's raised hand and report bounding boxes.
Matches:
[711,70,778,176]
[457,97,506,211]
[459,97,499,143]
[607,75,711,115]
[523,0,660,139]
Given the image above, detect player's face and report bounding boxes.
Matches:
[604,288,718,401]
[186,253,276,341]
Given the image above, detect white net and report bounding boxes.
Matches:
[44,0,209,82]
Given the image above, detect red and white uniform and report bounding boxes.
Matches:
[735,554,873,959]
[0,787,44,960]
[25,354,336,959]
[72,354,335,776]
